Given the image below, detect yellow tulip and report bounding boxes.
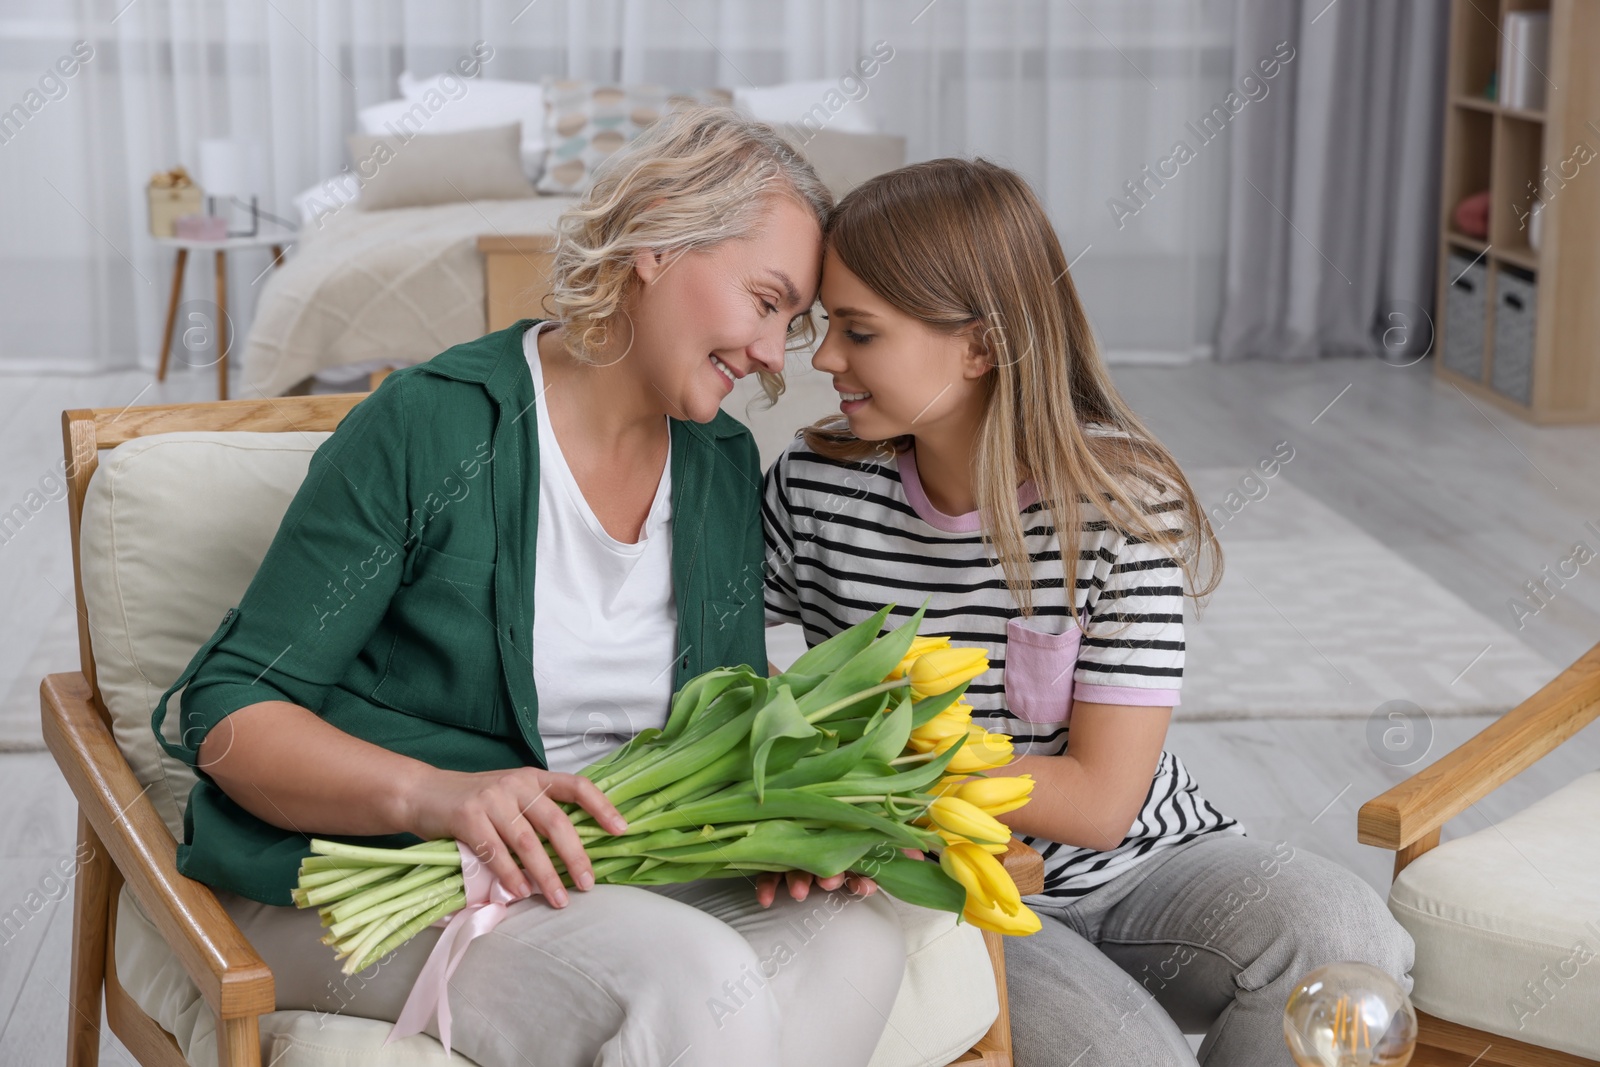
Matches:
[937,727,1014,774]
[884,635,953,682]
[907,647,990,699]
[940,840,1022,913]
[950,774,1034,817]
[905,702,974,753]
[963,894,1042,936]
[926,795,1012,847]
[932,826,1008,854]
[940,841,1041,934]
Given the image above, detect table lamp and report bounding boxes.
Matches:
[198,137,259,237]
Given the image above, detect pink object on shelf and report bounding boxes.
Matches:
[1452,190,1490,239]
[173,213,229,240]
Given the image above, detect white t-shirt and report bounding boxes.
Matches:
[524,321,679,775]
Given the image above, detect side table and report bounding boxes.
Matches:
[477,233,557,332]
[153,227,295,399]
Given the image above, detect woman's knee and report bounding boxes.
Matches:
[1240,845,1415,993]
[758,887,907,1010]
[484,886,784,1060]
[1006,915,1197,1066]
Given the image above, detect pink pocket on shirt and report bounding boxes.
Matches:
[1002,616,1082,724]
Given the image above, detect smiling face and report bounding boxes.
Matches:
[811,247,991,442]
[626,192,824,423]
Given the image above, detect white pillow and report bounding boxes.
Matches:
[395,70,547,175]
[376,71,547,179]
[291,178,360,227]
[735,79,877,134]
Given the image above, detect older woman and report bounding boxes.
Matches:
[150,108,906,1067]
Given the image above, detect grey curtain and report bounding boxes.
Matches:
[1216,0,1450,362]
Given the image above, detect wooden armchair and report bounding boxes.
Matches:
[1358,640,1600,1066]
[44,392,1043,1067]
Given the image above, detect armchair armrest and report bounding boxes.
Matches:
[999,836,1044,896]
[40,671,274,1020]
[1357,640,1600,854]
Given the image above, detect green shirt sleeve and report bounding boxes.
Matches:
[156,376,414,773]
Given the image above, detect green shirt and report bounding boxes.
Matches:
[151,320,768,904]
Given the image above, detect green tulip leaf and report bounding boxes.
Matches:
[765,734,829,778]
[771,671,829,701]
[909,682,972,729]
[749,684,818,803]
[662,668,745,742]
[828,717,872,743]
[605,707,755,805]
[578,727,663,780]
[631,787,931,850]
[617,861,725,885]
[764,728,875,790]
[863,852,968,916]
[797,604,928,721]
[862,693,914,764]
[805,736,965,797]
[638,821,885,878]
[784,605,893,679]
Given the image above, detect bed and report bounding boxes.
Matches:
[240,120,904,399]
[239,193,574,398]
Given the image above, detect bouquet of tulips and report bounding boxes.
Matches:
[293,605,1042,974]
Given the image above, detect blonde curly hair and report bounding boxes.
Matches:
[543,106,832,403]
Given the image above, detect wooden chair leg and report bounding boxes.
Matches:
[157,249,187,383]
[215,250,229,401]
[217,1016,261,1067]
[971,929,1013,1065]
[66,812,110,1067]
[950,929,1012,1066]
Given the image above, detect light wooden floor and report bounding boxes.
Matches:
[2,354,1598,1062]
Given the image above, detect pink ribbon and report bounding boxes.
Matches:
[385,841,521,1055]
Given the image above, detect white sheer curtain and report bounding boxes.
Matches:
[0,0,1236,373]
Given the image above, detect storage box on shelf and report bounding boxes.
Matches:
[1432,0,1600,423]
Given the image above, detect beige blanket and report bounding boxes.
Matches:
[241,195,574,397]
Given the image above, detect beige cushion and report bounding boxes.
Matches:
[80,431,332,838]
[90,430,999,1065]
[1388,769,1600,1059]
[348,122,536,211]
[780,128,907,199]
[871,895,998,1066]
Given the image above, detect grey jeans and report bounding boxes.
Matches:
[1004,831,1415,1066]
[219,875,905,1067]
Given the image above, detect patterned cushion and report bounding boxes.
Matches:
[536,80,733,194]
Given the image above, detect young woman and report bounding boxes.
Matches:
[762,158,1415,1065]
[149,108,905,1067]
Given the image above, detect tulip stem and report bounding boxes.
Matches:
[830,795,889,804]
[890,752,939,765]
[805,679,908,724]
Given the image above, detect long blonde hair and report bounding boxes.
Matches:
[545,106,831,402]
[805,157,1221,614]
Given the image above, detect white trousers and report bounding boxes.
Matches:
[219,876,907,1067]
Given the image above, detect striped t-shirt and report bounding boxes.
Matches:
[761,434,1242,900]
